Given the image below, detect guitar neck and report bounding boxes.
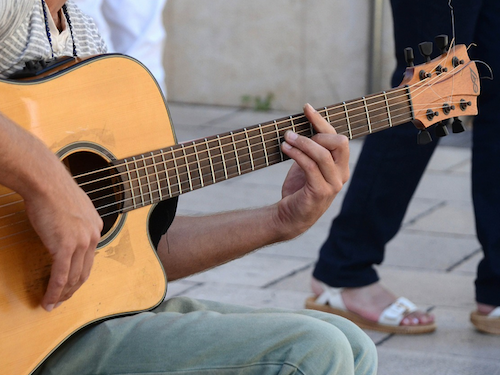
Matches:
[111,86,413,213]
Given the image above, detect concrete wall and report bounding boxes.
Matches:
[163,0,396,111]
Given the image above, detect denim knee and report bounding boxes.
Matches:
[284,316,358,375]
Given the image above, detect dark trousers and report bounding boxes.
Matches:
[313,0,500,306]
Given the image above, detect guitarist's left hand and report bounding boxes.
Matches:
[277,103,349,237]
[159,103,349,281]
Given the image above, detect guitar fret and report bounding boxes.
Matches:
[324,107,331,124]
[290,116,296,132]
[216,135,228,180]
[343,102,353,139]
[132,156,146,206]
[230,132,242,175]
[160,150,172,197]
[258,125,269,167]
[205,138,217,183]
[151,152,163,201]
[243,128,255,170]
[124,158,137,209]
[274,120,284,161]
[363,96,372,133]
[171,146,182,194]
[142,154,154,204]
[383,91,393,128]
[181,145,193,192]
[192,141,204,188]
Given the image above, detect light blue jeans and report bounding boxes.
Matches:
[36,297,377,375]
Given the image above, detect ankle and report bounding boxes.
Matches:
[477,303,497,315]
[311,278,326,296]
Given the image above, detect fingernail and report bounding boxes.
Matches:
[285,130,298,141]
[46,304,54,312]
[55,302,63,309]
[304,103,317,112]
[282,141,292,150]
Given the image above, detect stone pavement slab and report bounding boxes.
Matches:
[376,347,500,375]
[165,102,498,375]
[183,252,311,288]
[383,231,480,272]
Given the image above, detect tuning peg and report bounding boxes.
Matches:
[434,120,449,137]
[404,47,415,67]
[418,42,433,62]
[435,35,449,54]
[417,129,433,145]
[451,117,466,133]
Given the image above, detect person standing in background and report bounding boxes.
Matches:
[307,0,500,335]
[75,0,168,94]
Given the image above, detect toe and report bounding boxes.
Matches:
[401,311,434,326]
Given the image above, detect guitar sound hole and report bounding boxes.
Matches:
[62,151,124,238]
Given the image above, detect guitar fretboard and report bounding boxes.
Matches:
[112,86,413,213]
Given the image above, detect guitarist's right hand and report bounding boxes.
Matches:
[0,113,103,312]
[24,166,103,312]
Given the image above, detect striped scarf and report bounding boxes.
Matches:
[0,0,106,78]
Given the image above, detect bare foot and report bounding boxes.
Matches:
[312,278,434,327]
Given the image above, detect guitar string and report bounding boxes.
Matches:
[0,67,458,209]
[88,107,418,199]
[14,47,448,198]
[0,52,470,234]
[97,112,414,202]
[72,55,464,195]
[77,53,456,186]
[0,54,464,213]
[0,103,450,239]
[73,49,474,215]
[449,1,456,52]
[72,77,456,195]
[0,91,448,216]
[0,98,449,223]
[0,87,415,208]
[0,103,421,225]
[0,110,415,238]
[52,47,455,188]
[0,42,457,203]
[0,62,466,224]
[0,105,414,221]
[94,115,417,216]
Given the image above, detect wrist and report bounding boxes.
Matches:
[271,201,309,242]
[18,149,69,205]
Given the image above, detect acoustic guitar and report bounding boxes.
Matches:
[0,44,479,374]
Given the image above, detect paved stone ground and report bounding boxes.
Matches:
[164,102,499,375]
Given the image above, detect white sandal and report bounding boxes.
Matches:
[305,284,436,334]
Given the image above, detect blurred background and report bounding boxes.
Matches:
[163,0,395,110]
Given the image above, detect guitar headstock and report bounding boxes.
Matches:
[399,43,480,136]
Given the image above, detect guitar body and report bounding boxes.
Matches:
[0,55,174,375]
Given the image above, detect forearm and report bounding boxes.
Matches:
[0,112,66,199]
[157,204,294,281]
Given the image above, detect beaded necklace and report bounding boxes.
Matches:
[41,0,77,57]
